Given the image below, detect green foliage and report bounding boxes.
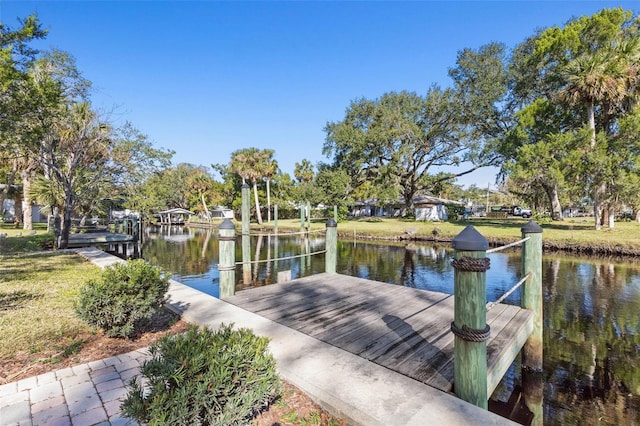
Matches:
[532,211,553,225]
[324,90,488,211]
[445,203,466,218]
[121,324,282,425]
[75,260,169,338]
[336,205,349,222]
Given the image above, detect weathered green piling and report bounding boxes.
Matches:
[325,219,337,273]
[218,218,236,298]
[521,220,543,370]
[241,183,251,286]
[521,220,543,425]
[451,225,490,409]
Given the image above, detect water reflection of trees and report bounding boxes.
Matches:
[543,258,640,425]
[143,227,218,276]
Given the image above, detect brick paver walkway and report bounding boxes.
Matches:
[0,348,149,425]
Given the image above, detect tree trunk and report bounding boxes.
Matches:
[544,183,563,221]
[0,167,17,220]
[588,102,602,230]
[59,192,74,249]
[635,208,640,223]
[252,180,263,224]
[593,188,602,231]
[201,193,211,221]
[22,170,33,230]
[588,102,596,148]
[607,205,615,229]
[13,189,23,229]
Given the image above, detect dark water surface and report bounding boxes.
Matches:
[142,226,640,425]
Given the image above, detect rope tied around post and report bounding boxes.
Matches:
[451,256,490,272]
[450,322,491,342]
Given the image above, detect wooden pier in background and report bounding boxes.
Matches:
[224,272,534,396]
[67,232,139,258]
[67,232,134,248]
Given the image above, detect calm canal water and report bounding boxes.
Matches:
[141,226,640,425]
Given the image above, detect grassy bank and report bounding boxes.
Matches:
[253,217,640,256]
[0,252,101,376]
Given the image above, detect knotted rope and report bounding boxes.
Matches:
[451,256,490,272]
[450,322,491,342]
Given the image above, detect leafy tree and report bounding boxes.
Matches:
[44,102,111,248]
[0,15,48,228]
[324,90,490,211]
[109,122,173,215]
[314,165,352,207]
[519,8,640,228]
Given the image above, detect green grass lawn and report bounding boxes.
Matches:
[0,252,101,366]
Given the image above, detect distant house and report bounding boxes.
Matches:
[210,206,234,219]
[350,195,463,221]
[1,184,48,223]
[156,208,194,225]
[413,195,462,221]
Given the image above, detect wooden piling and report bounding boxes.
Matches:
[218,218,236,298]
[241,183,251,286]
[325,219,337,273]
[451,225,490,409]
[521,220,543,371]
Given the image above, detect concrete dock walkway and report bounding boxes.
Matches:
[0,248,516,425]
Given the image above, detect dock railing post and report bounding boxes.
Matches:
[521,220,544,425]
[241,183,251,286]
[521,220,543,370]
[218,218,236,298]
[325,219,337,273]
[451,225,490,409]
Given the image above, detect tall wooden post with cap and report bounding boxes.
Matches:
[241,183,251,286]
[218,218,236,298]
[451,225,490,409]
[325,218,337,273]
[521,220,544,425]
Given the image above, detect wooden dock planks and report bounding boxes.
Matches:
[224,272,533,394]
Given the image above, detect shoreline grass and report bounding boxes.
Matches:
[249,217,640,256]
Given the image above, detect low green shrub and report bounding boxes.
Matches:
[121,324,282,425]
[75,259,169,338]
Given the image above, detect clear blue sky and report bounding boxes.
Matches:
[1,1,637,188]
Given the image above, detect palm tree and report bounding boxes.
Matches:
[559,49,627,230]
[230,148,264,224]
[186,168,214,221]
[294,159,314,183]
